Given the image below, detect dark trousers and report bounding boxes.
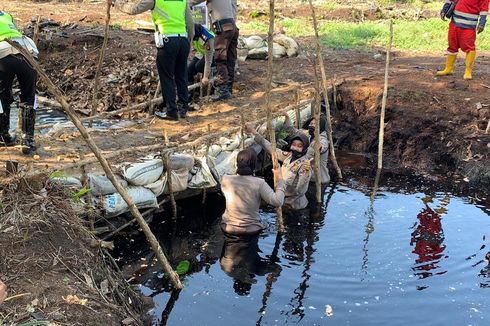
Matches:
[0,54,37,108]
[156,37,190,115]
[187,56,206,83]
[214,24,239,86]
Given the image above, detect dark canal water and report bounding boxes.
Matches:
[114,174,490,326]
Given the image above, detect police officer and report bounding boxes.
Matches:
[115,0,194,120]
[188,23,215,85]
[191,0,239,101]
[0,10,38,154]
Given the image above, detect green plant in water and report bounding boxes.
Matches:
[175,260,190,276]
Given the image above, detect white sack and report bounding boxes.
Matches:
[122,159,163,186]
[88,174,129,196]
[103,187,158,217]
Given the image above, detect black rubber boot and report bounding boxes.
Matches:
[20,103,36,155]
[211,84,232,102]
[0,104,15,146]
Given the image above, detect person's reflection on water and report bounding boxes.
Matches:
[220,232,281,296]
[410,196,447,281]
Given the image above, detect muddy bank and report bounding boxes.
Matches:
[0,175,150,325]
[331,79,489,188]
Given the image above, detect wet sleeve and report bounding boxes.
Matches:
[185,4,195,41]
[204,38,214,78]
[254,134,287,162]
[114,0,155,15]
[259,179,285,207]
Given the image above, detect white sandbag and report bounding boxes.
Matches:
[219,136,241,152]
[88,174,129,196]
[188,156,218,188]
[244,35,265,49]
[247,46,268,60]
[145,168,189,196]
[169,154,195,171]
[103,186,158,217]
[273,34,299,57]
[51,176,82,188]
[208,144,222,158]
[273,43,287,58]
[214,150,239,180]
[122,159,163,186]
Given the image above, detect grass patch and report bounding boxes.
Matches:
[241,17,490,51]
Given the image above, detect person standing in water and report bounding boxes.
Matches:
[220,148,286,235]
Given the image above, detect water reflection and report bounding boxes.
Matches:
[410,196,448,283]
[220,233,281,296]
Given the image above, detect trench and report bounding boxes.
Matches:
[111,169,490,326]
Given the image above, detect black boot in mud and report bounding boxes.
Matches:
[20,103,37,155]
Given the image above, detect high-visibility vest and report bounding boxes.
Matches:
[151,0,187,35]
[0,11,22,41]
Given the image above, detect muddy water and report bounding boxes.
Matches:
[114,176,490,326]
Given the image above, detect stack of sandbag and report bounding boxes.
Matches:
[239,34,299,60]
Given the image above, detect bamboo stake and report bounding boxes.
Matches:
[240,112,245,149]
[89,0,111,128]
[32,16,41,45]
[313,91,322,203]
[165,153,177,219]
[485,120,490,134]
[265,0,284,232]
[202,123,212,204]
[7,40,183,290]
[308,0,342,179]
[377,20,393,170]
[332,75,338,111]
[149,81,161,116]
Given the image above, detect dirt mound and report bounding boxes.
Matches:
[0,175,149,325]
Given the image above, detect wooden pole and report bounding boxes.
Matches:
[332,75,338,111]
[240,112,245,149]
[295,89,301,129]
[32,16,41,45]
[486,120,490,134]
[149,81,161,116]
[377,20,393,170]
[308,0,342,179]
[265,0,284,232]
[89,0,111,128]
[7,40,183,290]
[165,153,177,219]
[313,91,322,203]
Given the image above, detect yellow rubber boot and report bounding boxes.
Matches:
[436,54,457,76]
[463,50,476,80]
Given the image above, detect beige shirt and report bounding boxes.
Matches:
[221,174,285,234]
[283,119,331,184]
[254,134,313,210]
[114,0,194,40]
[190,0,236,23]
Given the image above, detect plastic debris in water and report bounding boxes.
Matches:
[325,305,333,317]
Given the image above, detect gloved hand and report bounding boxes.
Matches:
[477,25,485,34]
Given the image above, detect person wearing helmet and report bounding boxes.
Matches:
[245,123,313,210]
